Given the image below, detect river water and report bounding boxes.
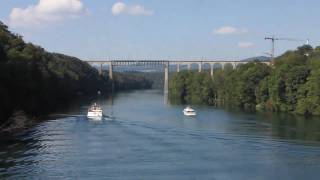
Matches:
[1,90,320,179]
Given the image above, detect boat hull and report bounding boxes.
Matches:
[183,110,196,116]
[87,111,103,120]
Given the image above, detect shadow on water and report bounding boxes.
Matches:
[219,108,320,143]
[263,112,320,142]
[2,90,320,179]
[171,102,320,143]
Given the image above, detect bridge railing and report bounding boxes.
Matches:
[85,60,271,73]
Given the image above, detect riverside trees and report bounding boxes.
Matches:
[169,45,320,116]
[0,21,108,124]
[0,21,152,126]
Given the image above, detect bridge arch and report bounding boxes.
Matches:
[201,63,211,72]
[189,62,200,71]
[85,60,271,103]
[224,63,234,71]
[235,62,244,69]
[176,63,190,72]
[213,63,223,70]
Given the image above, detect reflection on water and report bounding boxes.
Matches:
[269,113,320,142]
[1,90,320,179]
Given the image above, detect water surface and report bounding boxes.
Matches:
[1,90,320,179]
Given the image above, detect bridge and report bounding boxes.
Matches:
[85,60,271,101]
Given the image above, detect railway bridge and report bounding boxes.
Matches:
[85,60,271,101]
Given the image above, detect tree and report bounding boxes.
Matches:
[297,44,313,56]
[0,20,152,127]
[296,58,320,115]
[0,43,5,62]
[169,72,187,103]
[224,62,270,109]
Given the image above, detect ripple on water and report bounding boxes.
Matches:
[2,90,320,179]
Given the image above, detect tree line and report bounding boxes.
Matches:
[169,45,320,116]
[0,21,151,127]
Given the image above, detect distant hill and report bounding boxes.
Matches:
[241,56,271,62]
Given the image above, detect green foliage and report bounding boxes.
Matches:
[296,59,320,115]
[0,45,5,61]
[0,21,151,126]
[223,63,234,73]
[297,45,313,56]
[113,72,152,90]
[224,62,270,109]
[169,71,187,103]
[169,71,214,104]
[170,45,320,116]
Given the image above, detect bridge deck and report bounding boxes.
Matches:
[85,60,270,65]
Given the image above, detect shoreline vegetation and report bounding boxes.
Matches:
[169,45,320,116]
[0,21,152,133]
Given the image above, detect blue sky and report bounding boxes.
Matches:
[0,0,319,60]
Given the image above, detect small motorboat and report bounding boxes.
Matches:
[183,106,196,116]
[87,103,103,120]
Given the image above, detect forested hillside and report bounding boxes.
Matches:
[0,21,111,126]
[0,21,151,128]
[169,45,320,116]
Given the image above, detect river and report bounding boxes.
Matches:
[1,90,320,179]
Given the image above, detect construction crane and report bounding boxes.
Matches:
[265,35,309,63]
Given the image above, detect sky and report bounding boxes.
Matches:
[0,0,319,60]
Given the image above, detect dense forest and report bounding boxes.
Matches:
[0,21,151,130]
[169,45,320,116]
[112,71,163,90]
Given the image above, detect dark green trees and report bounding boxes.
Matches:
[169,72,214,104]
[0,21,108,124]
[170,62,270,107]
[169,46,320,116]
[224,62,270,109]
[295,51,320,115]
[0,21,152,126]
[256,46,318,115]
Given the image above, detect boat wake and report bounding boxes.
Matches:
[102,114,115,121]
[49,114,115,121]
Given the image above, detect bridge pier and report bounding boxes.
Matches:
[164,62,169,103]
[99,63,103,75]
[221,63,225,70]
[86,60,271,102]
[109,62,113,80]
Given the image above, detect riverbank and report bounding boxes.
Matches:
[0,95,96,134]
[0,21,152,133]
[2,89,320,179]
[0,20,112,131]
[169,45,320,116]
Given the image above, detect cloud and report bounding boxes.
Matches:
[111,2,154,16]
[111,2,126,15]
[238,42,254,48]
[9,0,87,27]
[213,26,248,35]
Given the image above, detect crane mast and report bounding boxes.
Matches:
[265,36,276,62]
[265,36,309,64]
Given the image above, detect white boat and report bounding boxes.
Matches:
[87,103,103,120]
[183,106,196,116]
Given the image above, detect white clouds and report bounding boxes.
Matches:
[9,0,87,27]
[111,2,126,15]
[111,2,154,16]
[212,26,253,48]
[213,26,248,35]
[129,4,154,16]
[238,42,254,48]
